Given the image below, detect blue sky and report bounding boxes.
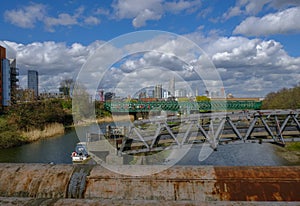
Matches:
[1,0,300,97]
[0,0,235,44]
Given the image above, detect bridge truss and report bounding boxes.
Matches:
[104,100,262,113]
[98,109,300,156]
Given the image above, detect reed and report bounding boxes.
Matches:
[22,123,65,142]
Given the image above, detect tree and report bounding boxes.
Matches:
[262,85,300,109]
[72,82,94,122]
[195,96,210,101]
[8,99,68,130]
[59,79,74,97]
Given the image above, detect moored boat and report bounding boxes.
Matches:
[71,142,92,164]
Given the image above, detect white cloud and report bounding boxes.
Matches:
[112,0,201,28]
[184,31,300,96]
[132,9,162,28]
[2,31,300,97]
[208,36,300,96]
[112,0,163,19]
[4,3,101,31]
[222,0,300,20]
[84,16,101,25]
[95,8,110,16]
[222,0,270,20]
[112,0,163,28]
[244,0,271,15]
[233,7,300,36]
[2,40,104,91]
[73,32,222,97]
[4,3,46,28]
[44,6,85,31]
[44,13,79,31]
[222,6,243,20]
[270,0,300,8]
[164,0,201,14]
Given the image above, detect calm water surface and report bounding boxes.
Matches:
[0,123,289,166]
[0,130,78,164]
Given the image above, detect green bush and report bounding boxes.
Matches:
[7,99,70,131]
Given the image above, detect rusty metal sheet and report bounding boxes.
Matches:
[0,163,74,198]
[1,164,300,202]
[214,166,300,201]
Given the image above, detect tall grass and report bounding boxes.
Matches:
[22,123,65,142]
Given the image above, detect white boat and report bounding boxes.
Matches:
[71,142,92,164]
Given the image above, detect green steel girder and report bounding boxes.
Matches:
[104,100,262,113]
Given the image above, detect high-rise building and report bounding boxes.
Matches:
[175,88,187,98]
[154,84,162,99]
[0,46,19,106]
[28,70,39,97]
[0,46,6,106]
[2,58,10,106]
[9,59,19,103]
[168,76,175,97]
[104,92,115,101]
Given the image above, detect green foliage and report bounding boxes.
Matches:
[61,99,72,110]
[7,99,70,131]
[262,85,300,109]
[130,99,138,103]
[177,97,190,102]
[0,117,26,149]
[95,101,111,118]
[0,99,74,148]
[195,96,210,101]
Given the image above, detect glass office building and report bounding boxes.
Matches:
[28,70,39,97]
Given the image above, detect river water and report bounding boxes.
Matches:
[0,123,289,166]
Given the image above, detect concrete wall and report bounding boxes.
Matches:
[0,163,299,204]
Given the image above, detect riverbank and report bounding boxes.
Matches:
[275,142,300,165]
[0,117,65,149]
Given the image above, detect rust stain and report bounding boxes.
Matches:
[214,166,300,201]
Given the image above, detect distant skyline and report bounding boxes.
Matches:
[0,0,300,97]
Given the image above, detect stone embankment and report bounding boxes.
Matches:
[0,163,299,205]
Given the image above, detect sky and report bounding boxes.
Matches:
[0,0,300,98]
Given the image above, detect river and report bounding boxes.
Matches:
[0,123,289,166]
